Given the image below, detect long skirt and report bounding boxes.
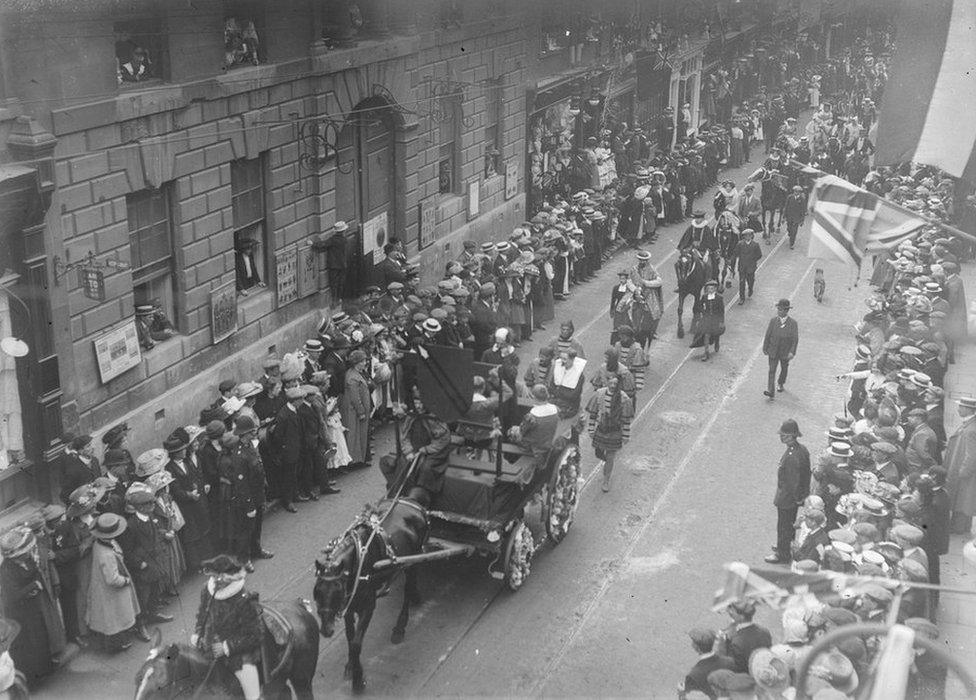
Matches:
[163,536,186,591]
[537,279,555,323]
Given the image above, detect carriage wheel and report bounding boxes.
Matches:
[502,520,535,591]
[543,445,582,545]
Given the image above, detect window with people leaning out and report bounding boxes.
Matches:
[223,3,264,69]
[115,18,168,85]
[127,188,178,351]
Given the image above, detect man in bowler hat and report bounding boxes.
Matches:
[763,299,798,399]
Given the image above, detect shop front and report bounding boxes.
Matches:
[0,121,60,520]
[668,45,705,140]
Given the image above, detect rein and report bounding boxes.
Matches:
[320,453,422,618]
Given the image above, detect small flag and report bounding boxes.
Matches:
[875,0,976,181]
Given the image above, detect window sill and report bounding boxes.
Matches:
[142,332,181,355]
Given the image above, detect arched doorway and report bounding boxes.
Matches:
[335,97,397,299]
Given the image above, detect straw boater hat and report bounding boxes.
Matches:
[0,527,35,559]
[91,512,127,540]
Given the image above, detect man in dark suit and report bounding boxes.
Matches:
[271,386,305,512]
[716,600,773,673]
[681,628,734,698]
[120,488,174,640]
[762,298,799,398]
[373,243,407,288]
[233,415,273,564]
[734,228,763,303]
[792,508,830,564]
[60,434,102,503]
[783,185,807,249]
[765,418,810,564]
[470,283,499,359]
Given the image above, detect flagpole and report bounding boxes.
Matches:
[788,158,976,244]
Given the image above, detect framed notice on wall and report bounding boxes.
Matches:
[209,280,238,345]
[466,178,480,221]
[93,320,142,383]
[504,161,518,200]
[418,198,437,250]
[362,211,389,257]
[296,243,318,298]
[276,245,298,308]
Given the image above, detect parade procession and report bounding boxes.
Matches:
[0,0,976,698]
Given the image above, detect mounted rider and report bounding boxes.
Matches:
[677,211,718,273]
[191,554,263,700]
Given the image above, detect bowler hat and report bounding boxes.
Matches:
[775,298,791,309]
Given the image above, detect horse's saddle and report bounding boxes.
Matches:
[257,602,296,680]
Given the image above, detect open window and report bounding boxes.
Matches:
[127,187,178,349]
[223,2,265,69]
[115,17,169,86]
[230,157,268,295]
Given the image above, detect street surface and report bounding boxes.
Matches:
[39,156,893,699]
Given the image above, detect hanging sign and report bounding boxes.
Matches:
[78,267,106,301]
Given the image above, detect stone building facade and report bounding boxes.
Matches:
[0,0,529,504]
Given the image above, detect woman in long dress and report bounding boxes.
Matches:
[340,350,372,468]
[145,471,186,596]
[690,279,726,361]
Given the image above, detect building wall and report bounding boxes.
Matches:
[0,2,530,464]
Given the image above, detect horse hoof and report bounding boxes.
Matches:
[677,329,685,339]
[391,629,405,645]
[353,680,367,694]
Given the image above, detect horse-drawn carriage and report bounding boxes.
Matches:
[313,348,583,691]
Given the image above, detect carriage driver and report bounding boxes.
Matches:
[191,555,263,700]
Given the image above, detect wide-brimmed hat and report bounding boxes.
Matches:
[91,512,127,540]
[234,381,263,399]
[145,470,174,492]
[202,554,246,577]
[135,448,168,478]
[66,485,102,518]
[749,648,790,692]
[0,527,35,558]
[125,482,155,507]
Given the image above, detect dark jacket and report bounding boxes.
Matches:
[166,456,212,544]
[736,240,763,274]
[194,584,262,669]
[763,316,799,359]
[271,404,303,466]
[774,441,811,509]
[684,653,735,699]
[374,256,407,288]
[921,488,951,556]
[724,623,773,673]
[783,192,807,223]
[120,513,168,580]
[793,526,830,563]
[60,455,102,503]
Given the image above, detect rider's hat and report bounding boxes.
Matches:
[636,250,652,261]
[202,554,247,578]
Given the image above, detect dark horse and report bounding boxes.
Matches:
[715,212,740,290]
[134,601,320,700]
[313,498,429,693]
[760,170,787,236]
[675,250,710,339]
